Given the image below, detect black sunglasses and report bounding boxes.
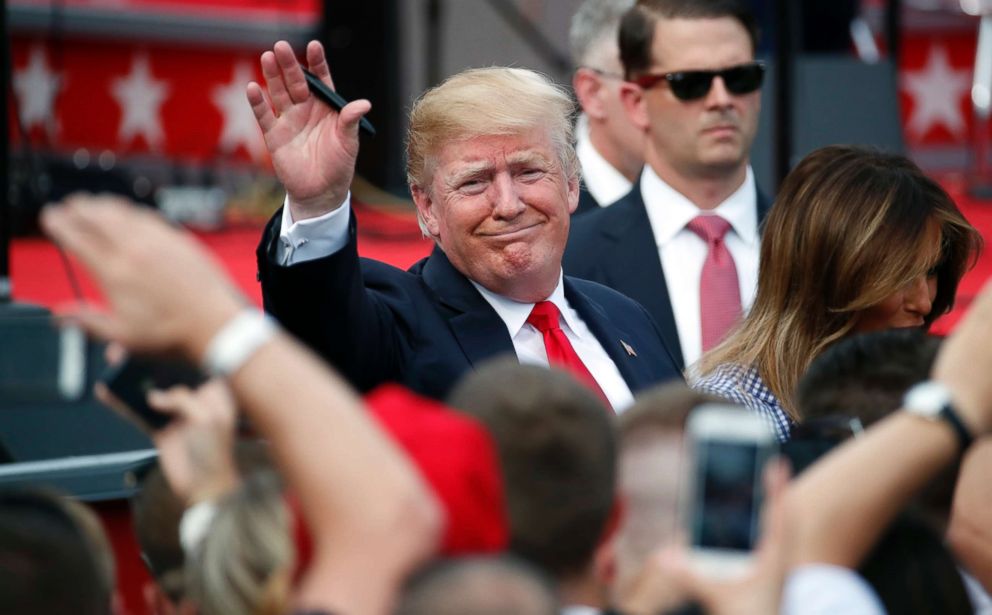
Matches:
[634,61,765,101]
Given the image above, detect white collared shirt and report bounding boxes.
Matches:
[471,275,634,412]
[277,197,635,411]
[575,114,633,207]
[640,166,760,367]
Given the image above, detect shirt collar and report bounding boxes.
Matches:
[640,165,758,247]
[575,114,634,206]
[470,271,585,339]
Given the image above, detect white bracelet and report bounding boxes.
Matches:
[179,500,218,556]
[202,309,277,377]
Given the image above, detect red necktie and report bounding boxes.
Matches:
[686,215,743,352]
[526,301,612,410]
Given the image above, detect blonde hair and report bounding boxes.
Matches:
[697,145,981,417]
[186,471,293,615]
[406,67,579,235]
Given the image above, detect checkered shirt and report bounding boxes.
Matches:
[690,363,795,442]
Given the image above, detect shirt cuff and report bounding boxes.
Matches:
[276,193,352,266]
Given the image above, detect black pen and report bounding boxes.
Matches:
[302,68,376,137]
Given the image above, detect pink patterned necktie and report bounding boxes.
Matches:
[685,215,742,352]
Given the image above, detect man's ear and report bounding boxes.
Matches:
[566,171,580,215]
[573,68,607,121]
[411,184,440,237]
[619,82,650,131]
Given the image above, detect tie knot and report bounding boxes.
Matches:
[527,301,562,333]
[686,215,732,244]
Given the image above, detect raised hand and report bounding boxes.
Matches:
[40,193,244,359]
[247,40,371,221]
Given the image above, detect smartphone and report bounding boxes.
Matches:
[100,356,207,430]
[683,403,777,577]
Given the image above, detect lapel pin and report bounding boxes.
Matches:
[620,340,637,357]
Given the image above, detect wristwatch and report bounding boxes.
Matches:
[903,380,974,452]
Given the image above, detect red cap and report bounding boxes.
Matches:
[365,384,509,555]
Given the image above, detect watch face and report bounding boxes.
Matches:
[905,382,951,419]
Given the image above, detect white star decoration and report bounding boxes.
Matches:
[112,54,170,149]
[212,62,266,160]
[12,46,62,137]
[903,45,972,138]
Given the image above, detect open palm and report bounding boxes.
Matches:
[247,40,371,219]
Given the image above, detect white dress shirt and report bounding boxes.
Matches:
[471,275,634,412]
[640,166,760,367]
[276,197,635,411]
[575,114,633,207]
[780,564,885,615]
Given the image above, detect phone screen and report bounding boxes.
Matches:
[692,439,764,551]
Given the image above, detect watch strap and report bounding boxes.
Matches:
[940,404,974,452]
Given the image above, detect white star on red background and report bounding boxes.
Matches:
[111,54,170,150]
[903,45,972,138]
[212,62,266,161]
[12,46,63,138]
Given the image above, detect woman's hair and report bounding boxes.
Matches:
[698,145,981,417]
[185,470,293,615]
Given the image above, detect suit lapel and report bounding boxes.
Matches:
[564,278,653,391]
[599,191,685,369]
[420,246,517,366]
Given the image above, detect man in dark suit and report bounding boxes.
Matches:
[250,40,682,408]
[570,0,644,215]
[565,0,770,371]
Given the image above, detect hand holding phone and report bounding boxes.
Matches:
[684,404,777,577]
[99,356,207,431]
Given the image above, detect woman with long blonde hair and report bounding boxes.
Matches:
[692,145,981,440]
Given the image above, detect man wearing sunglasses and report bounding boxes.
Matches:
[569,0,643,215]
[565,0,772,371]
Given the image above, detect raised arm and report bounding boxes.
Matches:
[42,195,440,615]
[247,40,370,221]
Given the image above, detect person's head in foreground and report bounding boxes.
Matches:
[406,67,580,302]
[447,359,617,607]
[0,487,116,615]
[395,556,558,615]
[698,144,981,418]
[612,383,723,596]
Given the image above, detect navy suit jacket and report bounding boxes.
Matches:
[563,183,773,371]
[257,209,683,401]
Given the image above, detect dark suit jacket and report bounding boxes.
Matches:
[257,209,683,401]
[563,184,773,371]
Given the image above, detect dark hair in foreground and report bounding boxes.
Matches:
[447,358,616,578]
[396,556,558,615]
[797,328,941,425]
[698,145,981,418]
[796,329,958,527]
[860,512,973,615]
[619,0,759,79]
[0,488,114,615]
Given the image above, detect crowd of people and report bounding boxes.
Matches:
[3,0,992,614]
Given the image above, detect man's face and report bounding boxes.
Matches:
[639,17,761,179]
[412,131,578,302]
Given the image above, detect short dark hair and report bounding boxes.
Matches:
[797,329,941,426]
[447,359,616,578]
[796,329,958,526]
[619,381,722,439]
[0,488,113,615]
[396,556,558,615]
[619,0,759,79]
